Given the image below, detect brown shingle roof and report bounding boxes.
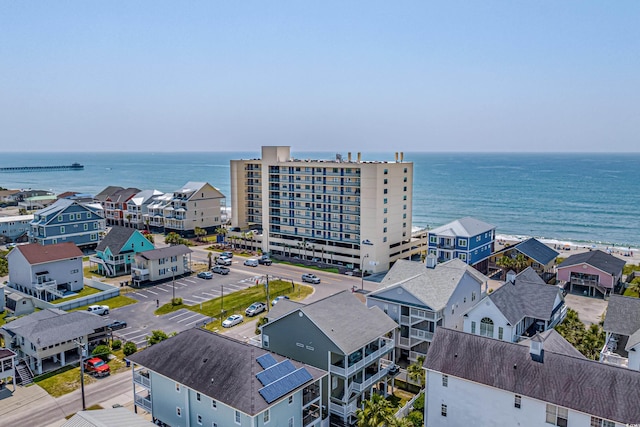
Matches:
[15,242,83,265]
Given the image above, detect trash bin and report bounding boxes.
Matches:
[125,359,130,367]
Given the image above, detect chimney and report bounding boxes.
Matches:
[357,152,361,163]
[348,152,352,162]
[506,270,517,283]
[395,152,398,162]
[530,334,544,363]
[426,253,437,269]
[400,152,404,162]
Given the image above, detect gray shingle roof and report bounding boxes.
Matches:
[488,267,562,324]
[376,258,488,311]
[127,328,325,415]
[138,244,192,261]
[425,328,640,425]
[516,329,585,359]
[602,295,640,336]
[62,408,155,427]
[266,299,305,321]
[93,186,124,203]
[106,187,141,203]
[430,217,495,238]
[95,226,137,254]
[1,309,109,348]
[558,250,625,275]
[513,238,559,265]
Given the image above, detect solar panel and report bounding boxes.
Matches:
[256,360,296,386]
[259,368,314,404]
[256,353,277,369]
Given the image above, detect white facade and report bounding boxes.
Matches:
[231,146,426,273]
[425,370,621,427]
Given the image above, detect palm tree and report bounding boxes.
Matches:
[496,255,515,278]
[513,254,528,272]
[126,213,133,228]
[145,218,151,233]
[215,227,227,244]
[165,232,182,246]
[207,252,213,270]
[194,227,207,242]
[407,355,426,388]
[356,394,395,427]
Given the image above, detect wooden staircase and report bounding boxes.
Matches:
[15,361,34,385]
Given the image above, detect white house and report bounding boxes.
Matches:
[131,244,192,286]
[463,267,566,342]
[424,328,640,427]
[367,258,488,364]
[600,295,640,370]
[7,242,84,300]
[0,348,17,391]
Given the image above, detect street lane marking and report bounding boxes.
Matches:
[134,293,148,298]
[155,287,169,292]
[183,278,197,284]
[201,292,216,297]
[145,289,158,295]
[188,295,207,301]
[177,313,202,323]
[186,317,208,326]
[168,311,192,320]
[182,298,199,304]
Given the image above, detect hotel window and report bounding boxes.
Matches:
[514,395,521,409]
[384,179,388,184]
[384,208,387,214]
[235,410,241,424]
[384,169,388,175]
[441,404,447,417]
[197,414,202,425]
[383,227,387,233]
[383,237,387,242]
[546,404,568,426]
[384,188,388,194]
[384,218,387,223]
[404,167,407,173]
[403,204,407,210]
[404,176,407,182]
[264,409,270,423]
[471,321,476,334]
[384,198,388,204]
[590,417,614,427]
[442,374,448,387]
[498,327,504,340]
[403,213,406,219]
[403,195,407,200]
[403,186,407,191]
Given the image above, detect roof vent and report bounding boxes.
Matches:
[530,334,544,363]
[506,270,517,283]
[426,253,437,269]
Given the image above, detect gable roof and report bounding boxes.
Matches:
[62,407,155,427]
[106,187,141,203]
[95,226,138,254]
[517,330,585,359]
[128,328,325,415]
[12,242,83,265]
[175,182,225,199]
[1,309,109,348]
[557,250,625,275]
[93,186,124,203]
[265,299,305,321]
[36,198,75,217]
[375,258,488,311]
[128,189,164,207]
[487,267,561,324]
[602,295,640,337]
[512,238,559,265]
[137,245,192,261]
[425,328,640,425]
[430,217,495,238]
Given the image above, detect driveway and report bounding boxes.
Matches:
[563,293,608,325]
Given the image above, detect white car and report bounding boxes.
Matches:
[87,305,109,315]
[222,314,244,328]
[217,256,232,266]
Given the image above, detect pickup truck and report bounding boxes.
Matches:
[87,305,109,315]
[217,256,232,266]
[258,255,272,265]
[85,357,110,377]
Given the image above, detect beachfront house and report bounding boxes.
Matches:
[423,328,640,427]
[489,237,559,281]
[128,328,327,427]
[28,198,106,248]
[427,217,496,274]
[0,348,17,391]
[125,189,164,230]
[0,214,33,244]
[0,308,110,377]
[462,268,566,342]
[62,407,155,427]
[162,182,225,237]
[557,250,625,298]
[7,242,84,300]
[367,258,488,365]
[131,244,192,286]
[600,295,640,371]
[103,187,141,227]
[260,291,398,426]
[90,226,154,277]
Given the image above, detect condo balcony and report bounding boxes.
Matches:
[133,369,151,389]
[134,393,152,412]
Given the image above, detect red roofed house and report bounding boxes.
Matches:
[7,242,84,301]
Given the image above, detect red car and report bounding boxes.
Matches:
[85,357,110,377]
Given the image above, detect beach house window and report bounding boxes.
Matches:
[60,226,65,233]
[235,410,241,424]
[263,335,269,348]
[442,374,448,387]
[211,400,217,409]
[197,414,202,425]
[480,318,494,337]
[590,417,614,427]
[430,236,437,244]
[458,239,467,247]
[289,395,294,404]
[94,222,98,229]
[264,409,270,423]
[175,383,180,392]
[196,392,201,401]
[515,395,521,409]
[459,253,467,261]
[176,407,182,417]
[472,292,476,301]
[91,234,97,241]
[441,404,447,417]
[84,224,88,231]
[58,215,63,222]
[546,404,568,426]
[498,327,504,340]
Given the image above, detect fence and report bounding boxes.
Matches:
[14,279,119,311]
[395,390,424,419]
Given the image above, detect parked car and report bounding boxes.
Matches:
[271,295,290,306]
[217,256,232,266]
[85,357,110,377]
[244,258,259,267]
[258,256,272,265]
[211,265,230,275]
[197,271,213,280]
[107,320,127,330]
[245,302,266,316]
[222,314,244,328]
[87,305,109,315]
[221,251,233,259]
[301,273,321,284]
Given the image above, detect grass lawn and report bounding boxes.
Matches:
[83,265,107,278]
[50,285,101,304]
[623,264,640,275]
[68,295,137,312]
[156,280,313,329]
[276,261,340,274]
[386,389,416,409]
[623,288,639,298]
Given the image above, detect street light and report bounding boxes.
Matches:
[361,254,369,291]
[74,340,87,411]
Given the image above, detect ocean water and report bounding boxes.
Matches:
[1,152,639,248]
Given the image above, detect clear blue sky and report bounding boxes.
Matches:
[1,1,638,152]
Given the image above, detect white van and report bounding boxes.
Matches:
[244,258,259,267]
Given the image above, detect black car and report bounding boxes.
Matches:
[108,320,127,330]
[258,257,272,265]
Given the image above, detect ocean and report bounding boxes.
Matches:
[1,152,639,249]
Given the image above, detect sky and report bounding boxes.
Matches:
[1,1,639,153]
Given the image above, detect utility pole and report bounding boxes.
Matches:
[75,341,87,411]
[172,270,175,302]
[221,283,224,315]
[265,275,270,312]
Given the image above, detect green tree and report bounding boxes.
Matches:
[356,394,395,427]
[126,213,133,228]
[144,233,155,244]
[194,227,207,242]
[406,410,423,427]
[390,418,415,427]
[496,255,515,277]
[123,342,137,356]
[207,251,213,270]
[111,340,122,350]
[165,232,182,246]
[627,279,640,297]
[513,254,529,273]
[407,355,426,388]
[147,330,169,346]
[91,344,111,361]
[0,254,8,276]
[555,308,605,360]
[216,227,227,244]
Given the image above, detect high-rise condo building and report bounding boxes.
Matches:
[230,146,422,273]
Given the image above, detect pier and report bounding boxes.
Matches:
[0,163,84,172]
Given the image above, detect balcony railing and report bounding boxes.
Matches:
[409,350,427,362]
[329,401,359,418]
[303,404,322,427]
[410,328,434,342]
[134,394,152,412]
[303,383,321,406]
[133,370,151,388]
[398,337,410,348]
[329,337,393,377]
[400,315,410,325]
[410,307,440,322]
[351,364,392,393]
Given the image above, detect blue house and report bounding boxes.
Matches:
[90,226,155,277]
[427,217,496,274]
[29,199,106,248]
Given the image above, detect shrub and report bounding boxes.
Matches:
[413,392,425,412]
[111,340,122,350]
[123,342,137,356]
[92,344,111,361]
[255,317,268,335]
[171,297,183,306]
[147,329,169,346]
[407,410,423,427]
